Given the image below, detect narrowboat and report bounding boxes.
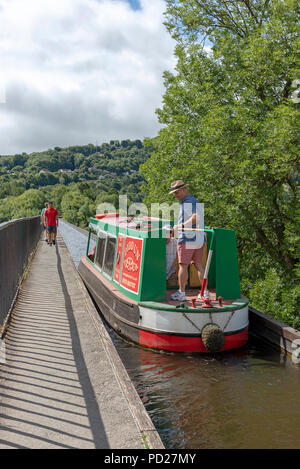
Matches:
[78,213,249,353]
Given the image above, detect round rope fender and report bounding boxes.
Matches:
[201,323,225,352]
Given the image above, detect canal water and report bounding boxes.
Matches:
[59,221,300,449]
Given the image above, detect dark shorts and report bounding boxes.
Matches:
[47,225,57,234]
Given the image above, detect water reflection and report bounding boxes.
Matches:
[112,331,300,449]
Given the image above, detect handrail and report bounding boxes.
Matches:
[0,216,42,333]
[0,215,40,231]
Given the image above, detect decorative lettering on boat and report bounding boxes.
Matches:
[123,257,139,272]
[120,237,143,294]
[124,241,141,261]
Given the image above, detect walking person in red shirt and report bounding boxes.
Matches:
[44,202,59,246]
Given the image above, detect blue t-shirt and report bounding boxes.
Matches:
[177,194,204,247]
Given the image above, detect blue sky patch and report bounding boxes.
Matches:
[126,0,141,10]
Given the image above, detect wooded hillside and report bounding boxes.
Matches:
[0,139,151,227]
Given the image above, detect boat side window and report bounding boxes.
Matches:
[102,235,117,277]
[95,231,106,269]
[87,227,97,262]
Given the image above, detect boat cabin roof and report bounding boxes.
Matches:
[91,213,169,234]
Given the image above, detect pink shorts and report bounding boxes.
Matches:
[178,242,203,265]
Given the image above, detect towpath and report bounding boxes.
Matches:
[0,234,163,449]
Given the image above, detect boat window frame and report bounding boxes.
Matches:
[86,225,98,263]
[91,227,117,281]
[102,233,117,279]
[94,229,107,272]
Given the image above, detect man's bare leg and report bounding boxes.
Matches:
[195,262,204,286]
[48,230,54,245]
[178,264,189,292]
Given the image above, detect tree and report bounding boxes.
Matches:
[95,191,120,211]
[49,184,68,211]
[0,189,46,222]
[60,189,95,228]
[141,0,300,324]
[59,172,71,185]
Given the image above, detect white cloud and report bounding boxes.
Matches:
[0,0,176,154]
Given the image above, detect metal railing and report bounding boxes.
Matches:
[0,216,42,332]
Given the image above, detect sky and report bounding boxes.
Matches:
[0,0,176,155]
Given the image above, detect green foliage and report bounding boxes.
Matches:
[60,189,95,228]
[0,189,45,223]
[0,140,150,227]
[244,267,300,330]
[0,181,25,198]
[141,0,300,326]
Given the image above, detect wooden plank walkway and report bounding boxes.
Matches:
[0,234,163,449]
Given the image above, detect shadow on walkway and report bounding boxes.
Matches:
[55,244,109,449]
[0,238,109,448]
